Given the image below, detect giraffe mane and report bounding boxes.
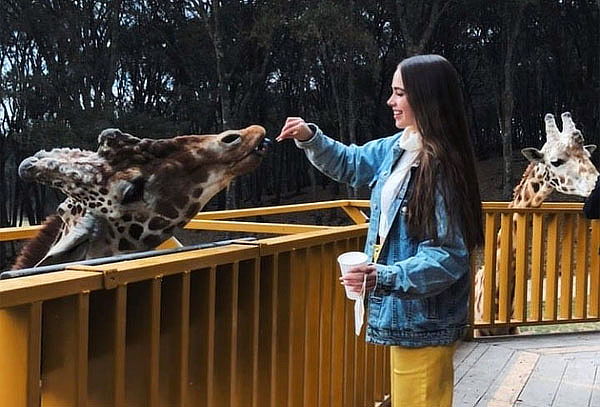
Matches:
[510,162,537,204]
[11,215,64,270]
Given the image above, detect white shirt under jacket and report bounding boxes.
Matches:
[378,127,422,241]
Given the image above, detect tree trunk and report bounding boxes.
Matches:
[347,69,358,198]
[500,2,526,199]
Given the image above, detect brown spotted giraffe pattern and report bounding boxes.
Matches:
[474,112,598,336]
[12,125,270,269]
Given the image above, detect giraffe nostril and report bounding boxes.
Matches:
[221,134,241,144]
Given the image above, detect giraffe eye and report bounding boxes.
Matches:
[550,159,565,167]
[221,133,241,144]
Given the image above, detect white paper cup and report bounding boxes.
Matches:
[337,251,369,300]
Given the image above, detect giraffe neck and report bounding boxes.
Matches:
[509,162,554,209]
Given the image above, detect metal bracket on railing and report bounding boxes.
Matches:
[63,264,120,290]
[0,237,257,280]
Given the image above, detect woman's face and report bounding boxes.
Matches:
[387,68,416,129]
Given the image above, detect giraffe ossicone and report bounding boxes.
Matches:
[474,112,598,336]
[12,125,271,270]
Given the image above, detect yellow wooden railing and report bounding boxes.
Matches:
[0,200,387,407]
[471,202,600,332]
[1,200,599,407]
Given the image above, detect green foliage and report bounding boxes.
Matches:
[0,0,598,221]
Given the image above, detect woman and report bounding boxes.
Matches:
[584,176,600,219]
[277,54,484,406]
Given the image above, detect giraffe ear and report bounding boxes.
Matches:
[521,147,544,162]
[585,144,597,155]
[121,176,146,204]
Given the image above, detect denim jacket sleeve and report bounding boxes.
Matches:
[583,176,600,219]
[295,124,399,188]
[374,187,470,299]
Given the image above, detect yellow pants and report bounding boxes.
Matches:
[390,343,457,407]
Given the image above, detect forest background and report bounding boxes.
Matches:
[0,0,599,267]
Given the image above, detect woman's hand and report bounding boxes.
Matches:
[340,264,377,294]
[276,117,314,142]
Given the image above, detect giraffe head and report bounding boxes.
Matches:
[521,112,598,198]
[15,125,270,268]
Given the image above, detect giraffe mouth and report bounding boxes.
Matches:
[238,136,271,162]
[251,137,272,157]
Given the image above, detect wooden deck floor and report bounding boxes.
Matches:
[454,331,600,407]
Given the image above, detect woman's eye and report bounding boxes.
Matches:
[550,159,565,167]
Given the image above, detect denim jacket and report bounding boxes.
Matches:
[297,125,470,347]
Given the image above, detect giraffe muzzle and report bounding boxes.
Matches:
[18,156,39,181]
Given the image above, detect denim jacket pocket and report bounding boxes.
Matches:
[424,297,440,320]
[408,297,440,320]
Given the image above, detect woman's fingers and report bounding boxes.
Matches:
[276,117,312,142]
[340,265,377,293]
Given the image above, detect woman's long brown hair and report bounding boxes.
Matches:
[399,55,484,251]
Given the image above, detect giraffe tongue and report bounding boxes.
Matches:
[36,214,99,266]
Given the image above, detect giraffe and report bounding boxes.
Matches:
[11,125,270,270]
[473,112,599,336]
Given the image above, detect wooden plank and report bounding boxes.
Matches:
[274,252,291,407]
[158,273,190,407]
[258,224,368,256]
[148,279,161,407]
[364,343,376,407]
[124,280,161,407]
[514,213,529,322]
[575,215,589,319]
[185,219,334,234]
[343,293,356,407]
[589,220,600,317]
[318,243,335,407]
[478,351,539,407]
[0,271,103,309]
[373,345,385,402]
[177,273,190,407]
[0,225,42,241]
[488,331,600,350]
[517,354,567,406]
[80,245,258,286]
[236,258,260,407]
[497,213,513,323]
[88,288,125,407]
[0,302,42,407]
[188,267,216,407]
[288,249,307,407]
[330,240,348,407]
[303,246,322,407]
[341,206,369,224]
[545,213,560,321]
[530,213,544,321]
[553,357,596,406]
[256,255,277,407]
[114,285,127,407]
[454,342,490,384]
[590,352,600,407]
[559,214,575,320]
[482,213,498,325]
[212,263,239,407]
[41,293,89,407]
[453,343,515,407]
[192,200,351,220]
